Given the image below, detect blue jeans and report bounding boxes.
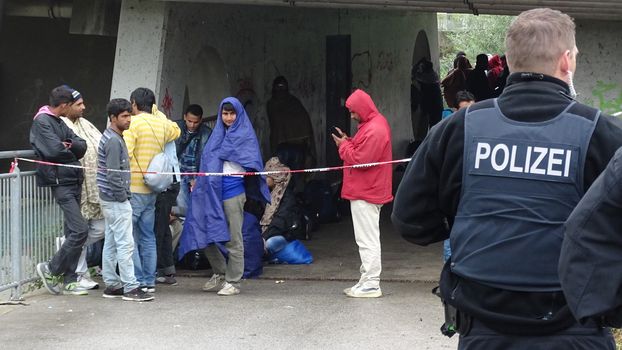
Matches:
[100,199,139,293]
[443,239,452,263]
[265,235,288,256]
[130,193,157,287]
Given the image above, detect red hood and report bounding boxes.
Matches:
[488,55,502,70]
[345,89,380,124]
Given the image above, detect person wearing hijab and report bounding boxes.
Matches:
[413,58,444,141]
[442,55,473,109]
[466,54,494,102]
[266,76,316,168]
[487,54,504,91]
[260,156,300,256]
[179,97,270,296]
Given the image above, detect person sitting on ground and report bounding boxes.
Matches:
[260,157,301,257]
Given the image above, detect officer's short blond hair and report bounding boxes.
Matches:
[505,8,576,75]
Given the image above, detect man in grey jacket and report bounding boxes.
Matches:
[97,98,153,302]
[32,85,89,296]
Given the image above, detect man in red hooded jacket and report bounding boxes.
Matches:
[332,89,393,298]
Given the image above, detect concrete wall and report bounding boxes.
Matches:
[157,4,439,164]
[0,16,116,153]
[575,19,622,115]
[109,0,168,102]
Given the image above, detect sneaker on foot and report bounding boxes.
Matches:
[36,262,62,295]
[202,274,225,292]
[217,282,240,296]
[343,283,361,295]
[78,274,99,290]
[102,286,124,299]
[123,288,155,302]
[63,282,89,296]
[345,286,382,298]
[156,275,178,286]
[140,286,156,293]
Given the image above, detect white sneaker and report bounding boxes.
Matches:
[202,274,225,292]
[217,282,240,296]
[77,274,99,290]
[345,286,382,298]
[343,283,361,295]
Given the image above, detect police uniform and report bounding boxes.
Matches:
[392,73,622,349]
[560,147,622,329]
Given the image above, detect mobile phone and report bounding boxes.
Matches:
[332,126,341,135]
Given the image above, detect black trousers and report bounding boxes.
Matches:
[155,184,179,275]
[49,185,89,283]
[459,318,616,350]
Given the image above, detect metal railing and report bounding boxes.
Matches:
[0,150,62,301]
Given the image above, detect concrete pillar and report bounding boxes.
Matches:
[110,0,168,101]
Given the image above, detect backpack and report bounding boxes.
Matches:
[143,143,176,193]
[137,119,180,193]
[303,179,341,224]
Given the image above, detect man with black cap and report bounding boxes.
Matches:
[31,85,90,296]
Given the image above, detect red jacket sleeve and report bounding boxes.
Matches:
[338,127,384,166]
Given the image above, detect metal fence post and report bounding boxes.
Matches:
[10,164,22,301]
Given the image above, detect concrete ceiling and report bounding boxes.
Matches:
[164,0,622,21]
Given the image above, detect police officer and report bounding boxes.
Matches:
[392,8,622,349]
[559,148,622,328]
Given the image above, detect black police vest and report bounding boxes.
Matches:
[450,99,598,292]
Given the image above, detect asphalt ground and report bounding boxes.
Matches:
[0,206,458,349]
[0,278,458,349]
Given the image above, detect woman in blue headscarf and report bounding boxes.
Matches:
[179,97,270,296]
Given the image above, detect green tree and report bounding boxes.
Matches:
[439,14,514,78]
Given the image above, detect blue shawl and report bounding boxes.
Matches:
[178,97,271,259]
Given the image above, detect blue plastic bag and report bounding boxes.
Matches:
[270,240,313,264]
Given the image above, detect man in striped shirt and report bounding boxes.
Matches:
[124,88,180,292]
[97,98,153,302]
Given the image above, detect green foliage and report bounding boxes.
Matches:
[590,80,622,115]
[439,14,515,78]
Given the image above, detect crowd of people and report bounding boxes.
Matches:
[30,82,391,302]
[27,6,622,348]
[441,51,509,110]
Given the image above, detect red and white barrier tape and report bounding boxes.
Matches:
[13,157,411,177]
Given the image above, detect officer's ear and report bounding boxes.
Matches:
[559,47,577,74]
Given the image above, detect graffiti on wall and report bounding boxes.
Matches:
[161,88,174,117]
[376,50,396,72]
[295,76,317,99]
[351,51,372,89]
